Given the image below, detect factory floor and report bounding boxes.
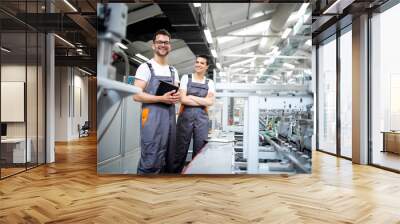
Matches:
[0,135,400,223]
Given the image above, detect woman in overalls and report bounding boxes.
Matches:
[173,55,215,173]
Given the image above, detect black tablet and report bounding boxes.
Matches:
[155,80,179,96]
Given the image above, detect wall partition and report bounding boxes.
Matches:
[317,36,337,155]
[339,27,352,159]
[0,1,46,179]
[316,24,353,159]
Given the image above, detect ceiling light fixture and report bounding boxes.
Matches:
[204,29,213,44]
[283,63,295,69]
[78,67,92,76]
[54,34,75,48]
[216,63,222,70]
[1,47,11,53]
[130,57,142,64]
[297,3,309,18]
[193,3,201,7]
[135,53,149,61]
[303,13,312,23]
[305,39,312,46]
[323,0,345,14]
[282,28,292,39]
[211,49,218,58]
[251,11,264,19]
[116,42,128,50]
[63,0,78,12]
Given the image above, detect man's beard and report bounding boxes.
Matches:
[155,48,169,56]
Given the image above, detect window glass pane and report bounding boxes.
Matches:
[340,29,352,158]
[1,30,27,177]
[371,3,400,171]
[318,37,337,154]
[27,31,38,169]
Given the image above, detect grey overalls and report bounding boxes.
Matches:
[174,74,209,173]
[137,62,176,174]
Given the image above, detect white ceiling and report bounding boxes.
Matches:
[126,3,311,86]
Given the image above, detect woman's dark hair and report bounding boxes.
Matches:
[196,54,209,65]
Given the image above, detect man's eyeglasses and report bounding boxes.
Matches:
[154,40,170,46]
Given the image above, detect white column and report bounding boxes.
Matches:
[312,45,317,150]
[243,97,249,159]
[352,14,369,164]
[222,93,229,131]
[46,32,55,163]
[247,96,259,173]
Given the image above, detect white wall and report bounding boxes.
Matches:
[1,64,46,164]
[1,65,38,137]
[55,67,89,141]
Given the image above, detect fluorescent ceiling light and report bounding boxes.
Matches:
[193,3,201,7]
[135,53,149,61]
[130,57,142,64]
[297,3,309,18]
[283,63,295,69]
[78,67,92,76]
[1,47,11,53]
[204,29,213,44]
[303,13,311,23]
[323,0,343,14]
[288,12,298,23]
[63,0,78,12]
[267,46,279,56]
[54,34,75,48]
[282,28,292,39]
[216,63,222,70]
[116,42,128,50]
[272,75,280,80]
[211,49,218,58]
[264,58,275,65]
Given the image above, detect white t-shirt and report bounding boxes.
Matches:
[135,59,179,85]
[179,74,215,93]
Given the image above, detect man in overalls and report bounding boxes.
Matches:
[173,55,215,173]
[133,29,180,174]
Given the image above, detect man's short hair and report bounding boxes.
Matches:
[153,29,171,42]
[196,54,209,65]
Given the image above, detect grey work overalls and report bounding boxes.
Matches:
[137,62,176,174]
[174,74,209,173]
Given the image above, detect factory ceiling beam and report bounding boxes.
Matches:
[211,13,273,37]
[127,4,163,25]
[159,4,215,69]
[222,54,309,59]
[128,40,189,60]
[257,3,297,54]
[215,83,309,92]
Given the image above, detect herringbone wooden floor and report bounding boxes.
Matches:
[1,135,400,224]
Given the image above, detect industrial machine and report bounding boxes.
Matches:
[232,105,313,174]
